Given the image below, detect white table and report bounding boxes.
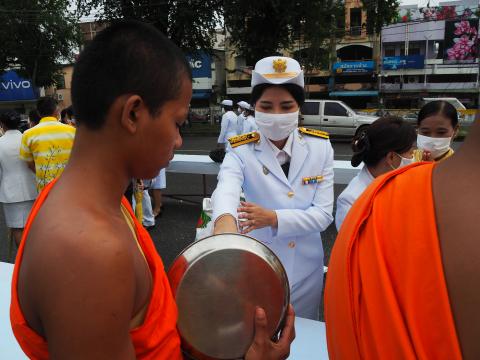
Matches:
[1,262,328,359]
[167,154,360,199]
[0,262,27,359]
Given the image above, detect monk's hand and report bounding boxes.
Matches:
[245,305,295,360]
[238,201,277,234]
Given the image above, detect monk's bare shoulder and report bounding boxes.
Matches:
[18,200,138,357]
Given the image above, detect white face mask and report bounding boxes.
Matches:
[221,108,225,114]
[238,107,242,113]
[254,110,299,141]
[417,134,451,159]
[391,153,414,170]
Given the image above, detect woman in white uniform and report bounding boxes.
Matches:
[236,101,249,135]
[242,105,258,133]
[335,116,416,231]
[212,56,334,320]
[0,111,37,246]
[217,100,238,148]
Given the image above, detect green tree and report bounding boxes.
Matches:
[76,0,223,53]
[0,0,81,87]
[224,0,343,70]
[363,0,399,34]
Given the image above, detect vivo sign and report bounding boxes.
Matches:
[2,80,32,90]
[0,71,38,102]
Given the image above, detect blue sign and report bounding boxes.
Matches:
[333,61,375,74]
[383,55,425,70]
[187,52,212,79]
[0,71,38,102]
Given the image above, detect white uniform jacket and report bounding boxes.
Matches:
[212,129,334,286]
[0,130,37,203]
[236,114,246,135]
[217,111,238,144]
[242,115,258,134]
[335,165,374,231]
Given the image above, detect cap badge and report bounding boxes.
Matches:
[273,58,287,73]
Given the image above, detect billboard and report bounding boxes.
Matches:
[444,19,479,64]
[187,52,211,79]
[0,70,38,102]
[333,61,375,74]
[383,55,425,70]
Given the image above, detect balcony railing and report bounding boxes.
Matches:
[381,82,478,91]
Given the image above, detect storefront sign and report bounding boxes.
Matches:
[333,61,375,74]
[383,55,425,70]
[187,52,212,79]
[0,71,38,102]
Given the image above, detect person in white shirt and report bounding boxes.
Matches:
[212,56,334,320]
[242,105,258,133]
[0,111,37,246]
[217,99,238,147]
[335,116,416,231]
[236,101,249,135]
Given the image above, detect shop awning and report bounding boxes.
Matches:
[329,91,379,97]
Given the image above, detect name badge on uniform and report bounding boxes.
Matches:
[302,175,323,185]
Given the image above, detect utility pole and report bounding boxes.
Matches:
[329,14,337,95]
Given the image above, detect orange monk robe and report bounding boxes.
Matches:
[325,163,462,360]
[11,179,182,360]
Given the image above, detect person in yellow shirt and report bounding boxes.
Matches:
[19,97,76,191]
[414,100,458,162]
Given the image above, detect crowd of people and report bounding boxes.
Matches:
[4,20,479,359]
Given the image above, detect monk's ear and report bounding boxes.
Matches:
[120,95,147,135]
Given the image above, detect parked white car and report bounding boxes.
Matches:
[300,100,378,137]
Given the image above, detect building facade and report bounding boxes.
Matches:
[330,0,380,108]
[380,0,479,109]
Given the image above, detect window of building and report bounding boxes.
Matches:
[324,102,348,117]
[56,75,66,90]
[384,46,396,57]
[235,56,246,69]
[301,102,320,115]
[350,8,362,36]
[409,46,421,55]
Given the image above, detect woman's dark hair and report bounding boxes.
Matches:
[251,83,305,106]
[0,110,21,130]
[71,20,192,130]
[418,100,458,128]
[351,116,416,167]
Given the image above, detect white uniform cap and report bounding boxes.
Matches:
[251,56,304,88]
[220,99,233,106]
[238,101,250,109]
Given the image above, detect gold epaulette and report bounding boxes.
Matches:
[298,127,329,139]
[228,132,260,148]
